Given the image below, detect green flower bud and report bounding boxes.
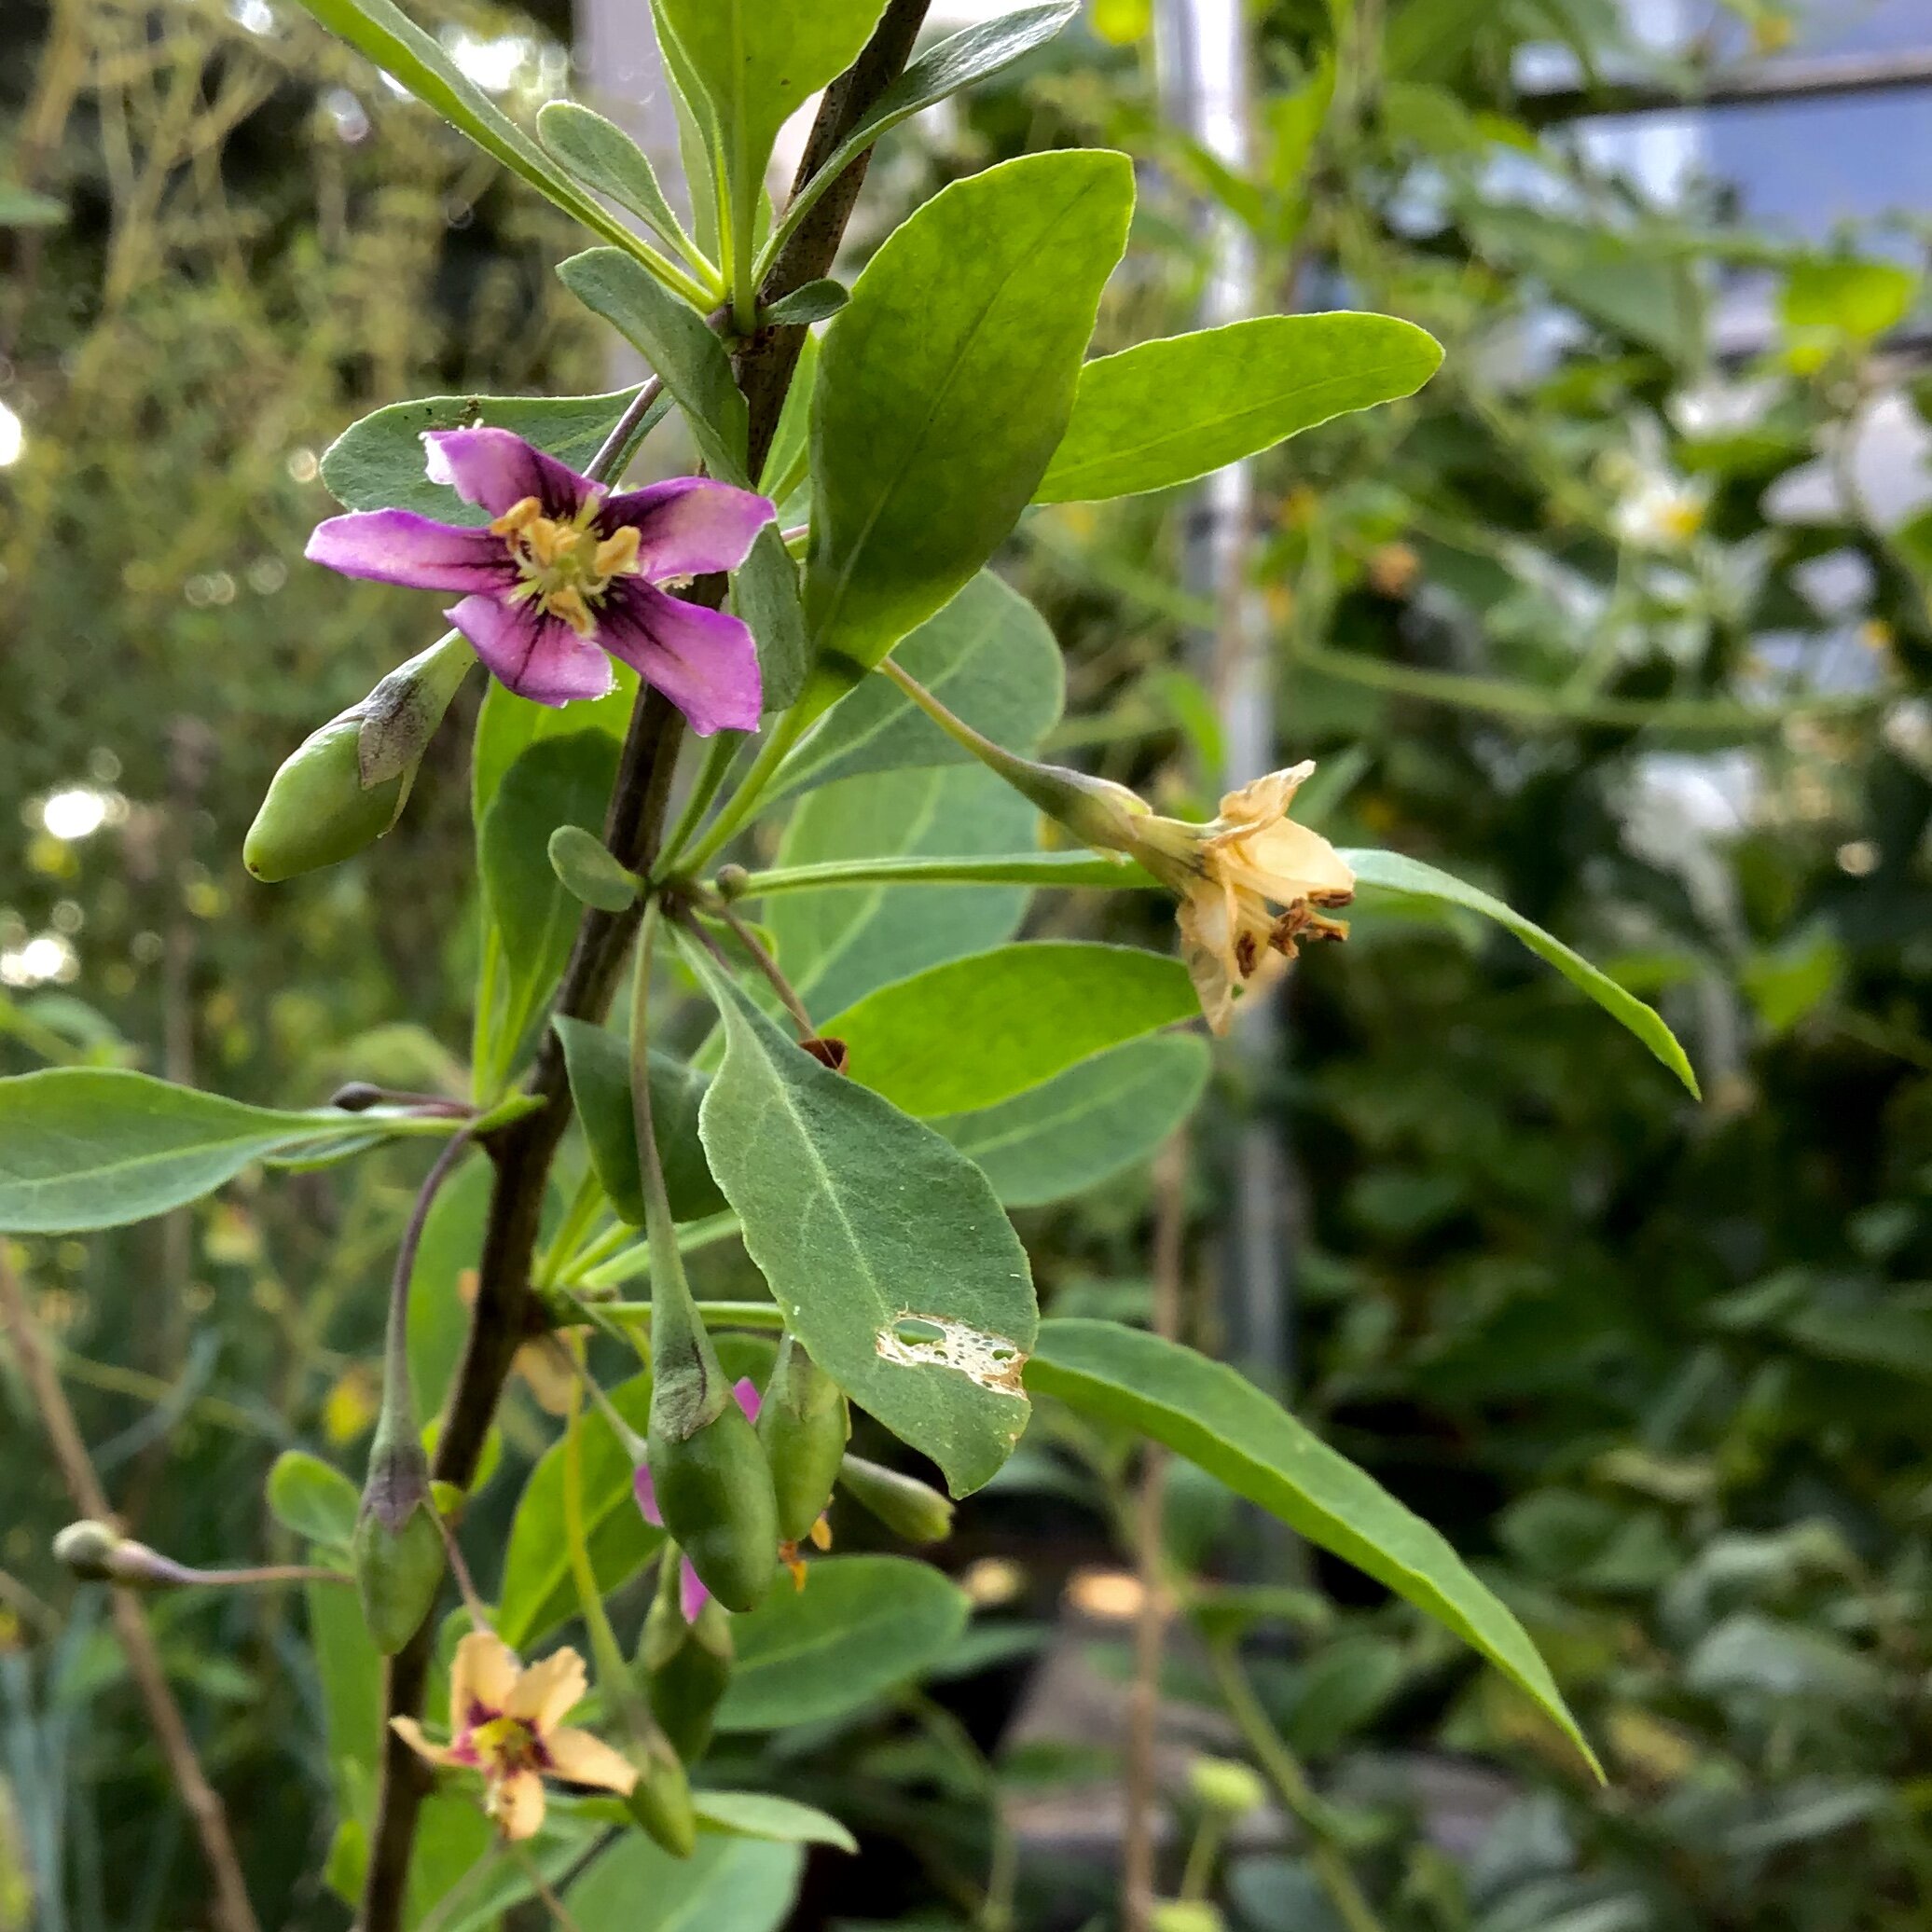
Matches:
[244,710,405,883]
[757,1336,849,1545]
[638,1552,736,1762]
[53,1519,126,1581]
[243,632,471,882]
[835,1452,955,1545]
[644,1399,780,1614]
[352,1431,445,1654]
[548,824,641,912]
[1188,1755,1268,1818]
[623,1726,697,1859]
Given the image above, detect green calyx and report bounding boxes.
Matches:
[622,1724,697,1859]
[758,1334,849,1544]
[835,1452,955,1545]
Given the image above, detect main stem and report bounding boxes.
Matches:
[354,11,932,1924]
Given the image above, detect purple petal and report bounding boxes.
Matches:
[679,1556,711,1625]
[730,1377,762,1425]
[597,583,762,737]
[423,427,591,521]
[599,479,776,581]
[306,510,511,592]
[446,595,615,708]
[632,1464,662,1529]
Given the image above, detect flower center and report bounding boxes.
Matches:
[469,1713,544,1774]
[490,495,642,638]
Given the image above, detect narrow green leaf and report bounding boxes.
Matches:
[320,388,668,524]
[768,572,1065,803]
[535,102,695,258]
[715,1555,970,1731]
[558,247,750,483]
[291,0,691,281]
[1027,1319,1600,1776]
[655,0,888,296]
[762,280,848,326]
[1344,847,1700,1095]
[268,1451,361,1551]
[689,951,1036,1497]
[693,1791,856,1854]
[566,1833,802,1932]
[0,1070,417,1233]
[766,766,1038,1021]
[732,524,808,713]
[805,151,1134,700]
[935,1034,1210,1207]
[821,942,1197,1118]
[480,732,624,1050]
[0,185,65,228]
[553,1018,727,1225]
[307,1574,383,1803]
[765,4,1081,264]
[407,1154,493,1420]
[471,670,634,831]
[1035,312,1443,502]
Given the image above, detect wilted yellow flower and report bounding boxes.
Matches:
[393,1632,635,1840]
[1125,764,1354,1032]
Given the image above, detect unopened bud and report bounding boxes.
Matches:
[328,1082,387,1112]
[713,863,752,901]
[639,1555,735,1762]
[1189,1755,1267,1817]
[623,1726,697,1858]
[53,1520,128,1581]
[548,825,641,912]
[645,1400,780,1615]
[758,1336,849,1545]
[353,1434,445,1653]
[835,1453,954,1545]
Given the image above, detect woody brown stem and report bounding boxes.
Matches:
[354,10,933,1925]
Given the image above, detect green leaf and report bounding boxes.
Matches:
[535,102,695,259]
[758,329,818,502]
[0,185,64,228]
[764,4,1081,264]
[307,1574,383,1805]
[291,0,694,281]
[935,1034,1210,1207]
[822,942,1197,1118]
[566,1833,802,1932]
[715,1555,971,1730]
[496,1369,660,1650]
[407,1153,493,1419]
[1782,255,1917,341]
[769,572,1065,803]
[732,524,808,712]
[693,1791,857,1854]
[763,280,848,326]
[1034,313,1442,502]
[654,0,888,296]
[480,732,624,1052]
[689,951,1036,1497]
[268,1451,360,1551]
[320,389,667,524]
[472,670,634,830]
[805,151,1134,702]
[0,1070,423,1233]
[1342,848,1699,1095]
[1025,1319,1600,1776]
[558,248,751,483]
[548,825,639,914]
[766,766,1038,1020]
[553,1018,728,1225]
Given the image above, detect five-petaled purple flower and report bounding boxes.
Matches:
[306,427,774,734]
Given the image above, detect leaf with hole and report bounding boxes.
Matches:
[1035,313,1442,502]
[716,1555,970,1731]
[689,948,1036,1496]
[1026,1318,1599,1775]
[822,942,1197,1118]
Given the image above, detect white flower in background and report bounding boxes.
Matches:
[1605,418,1709,553]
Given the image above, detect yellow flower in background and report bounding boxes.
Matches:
[393,1632,635,1841]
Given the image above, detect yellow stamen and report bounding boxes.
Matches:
[487,491,642,634]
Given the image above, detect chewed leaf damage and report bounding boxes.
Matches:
[876,1312,1028,1394]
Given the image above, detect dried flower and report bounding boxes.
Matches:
[392,1631,636,1840]
[307,428,773,732]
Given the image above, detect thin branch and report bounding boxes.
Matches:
[1518,48,1932,126]
[0,1250,262,1932]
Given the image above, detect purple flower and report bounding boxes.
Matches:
[634,1377,761,1622]
[305,427,775,734]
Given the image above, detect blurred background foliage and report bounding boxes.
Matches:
[4,0,1932,1926]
